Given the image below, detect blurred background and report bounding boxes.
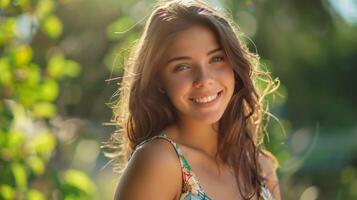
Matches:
[0,0,356,199]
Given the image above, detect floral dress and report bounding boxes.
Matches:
[129,133,275,200]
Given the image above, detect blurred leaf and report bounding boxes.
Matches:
[0,18,15,46]
[64,195,86,200]
[32,131,56,159]
[0,57,12,86]
[340,166,356,184]
[42,15,62,39]
[16,85,40,107]
[11,162,27,190]
[35,0,54,20]
[64,60,81,77]
[0,130,7,147]
[27,156,45,175]
[0,0,10,9]
[17,0,29,7]
[27,189,45,200]
[0,0,95,199]
[47,54,81,79]
[350,179,357,197]
[276,150,291,168]
[32,102,56,118]
[0,184,15,199]
[63,169,96,195]
[47,53,66,79]
[13,45,33,66]
[40,78,59,101]
[8,130,25,150]
[7,100,26,123]
[14,64,41,85]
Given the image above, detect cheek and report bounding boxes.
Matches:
[228,69,235,90]
[217,66,235,89]
[164,76,192,102]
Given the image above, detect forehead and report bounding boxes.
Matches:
[165,25,220,58]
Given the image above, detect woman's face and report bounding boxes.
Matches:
[160,24,235,124]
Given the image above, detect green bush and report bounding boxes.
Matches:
[0,1,95,199]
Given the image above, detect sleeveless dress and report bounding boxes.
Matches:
[128,132,275,200]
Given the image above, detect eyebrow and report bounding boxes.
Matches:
[166,47,222,64]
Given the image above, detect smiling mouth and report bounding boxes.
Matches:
[190,90,223,104]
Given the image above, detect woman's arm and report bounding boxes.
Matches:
[114,139,182,200]
[259,150,281,200]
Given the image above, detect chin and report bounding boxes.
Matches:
[193,111,224,124]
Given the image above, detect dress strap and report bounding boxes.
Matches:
[260,181,275,200]
[128,132,210,198]
[160,133,194,172]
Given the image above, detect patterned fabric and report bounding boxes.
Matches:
[129,133,275,200]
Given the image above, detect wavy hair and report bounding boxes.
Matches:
[104,0,279,199]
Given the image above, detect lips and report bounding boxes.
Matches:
[189,90,223,104]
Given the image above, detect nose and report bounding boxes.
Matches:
[193,64,213,88]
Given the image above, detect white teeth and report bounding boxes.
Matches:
[193,94,218,104]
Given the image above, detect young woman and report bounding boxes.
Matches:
[106,0,281,199]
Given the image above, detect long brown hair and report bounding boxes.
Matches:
[104,0,279,199]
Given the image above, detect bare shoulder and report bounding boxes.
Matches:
[114,139,182,200]
[258,149,281,200]
[258,149,279,176]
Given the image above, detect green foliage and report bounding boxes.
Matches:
[41,15,62,39]
[0,1,95,199]
[62,170,96,195]
[47,54,81,79]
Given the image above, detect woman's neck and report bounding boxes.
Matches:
[167,119,219,159]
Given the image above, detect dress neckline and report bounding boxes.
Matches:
[158,132,275,200]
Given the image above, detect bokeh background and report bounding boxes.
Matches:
[0,0,356,199]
